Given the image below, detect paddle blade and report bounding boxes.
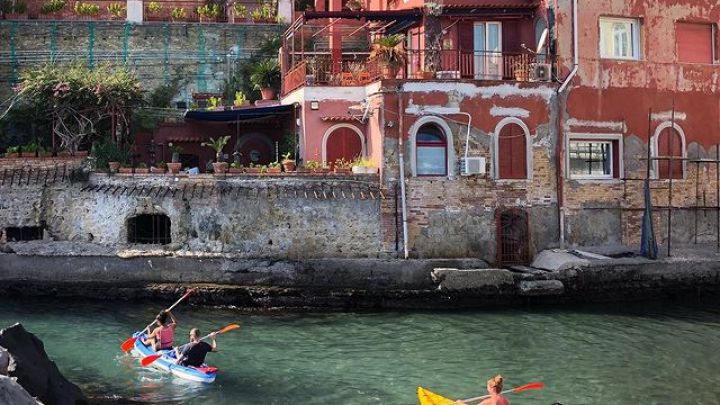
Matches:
[140,354,163,367]
[217,323,241,334]
[511,382,545,393]
[120,336,137,352]
[417,387,455,405]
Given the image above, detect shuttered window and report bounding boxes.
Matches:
[497,123,527,179]
[677,22,715,64]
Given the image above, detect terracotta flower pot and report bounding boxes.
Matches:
[282,161,296,172]
[167,162,182,174]
[118,167,133,174]
[108,161,121,173]
[212,162,228,174]
[381,66,399,80]
[260,88,276,100]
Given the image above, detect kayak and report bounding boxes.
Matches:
[131,332,218,383]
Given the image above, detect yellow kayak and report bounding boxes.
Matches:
[417,387,456,405]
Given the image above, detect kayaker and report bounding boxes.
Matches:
[455,375,509,405]
[142,310,178,351]
[174,328,217,367]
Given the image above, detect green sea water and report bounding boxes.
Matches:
[1,297,719,405]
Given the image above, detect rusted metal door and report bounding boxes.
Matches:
[496,208,529,266]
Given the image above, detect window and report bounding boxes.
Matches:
[599,17,641,60]
[416,124,447,176]
[677,22,716,64]
[497,123,528,179]
[654,124,685,179]
[569,141,613,179]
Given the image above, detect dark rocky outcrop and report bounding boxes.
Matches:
[0,323,87,405]
[0,375,39,405]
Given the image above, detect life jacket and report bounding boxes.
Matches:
[156,325,174,349]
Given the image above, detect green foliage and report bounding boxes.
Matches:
[250,0,276,22]
[91,137,129,170]
[249,59,280,90]
[196,3,221,17]
[1,0,27,13]
[170,7,186,20]
[40,0,65,14]
[233,91,247,105]
[370,34,407,68]
[207,96,222,109]
[280,132,296,160]
[146,1,161,13]
[107,2,125,17]
[202,136,231,161]
[232,3,246,17]
[74,1,100,15]
[303,160,320,170]
[353,156,373,168]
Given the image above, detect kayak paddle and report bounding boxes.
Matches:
[120,288,196,352]
[460,382,545,403]
[139,323,241,367]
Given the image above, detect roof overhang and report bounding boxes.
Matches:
[184,104,294,122]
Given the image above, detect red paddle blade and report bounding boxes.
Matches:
[218,323,240,334]
[140,354,163,367]
[511,382,545,393]
[120,336,137,352]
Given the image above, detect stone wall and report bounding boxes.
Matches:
[0,173,387,258]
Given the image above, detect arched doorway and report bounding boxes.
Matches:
[323,125,363,165]
[236,133,275,166]
[127,214,171,245]
[496,208,529,266]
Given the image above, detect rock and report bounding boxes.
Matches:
[0,323,88,405]
[0,346,8,375]
[0,375,40,405]
[431,268,514,291]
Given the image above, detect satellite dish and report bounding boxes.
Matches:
[536,28,548,54]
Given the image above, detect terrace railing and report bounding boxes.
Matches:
[282,49,557,94]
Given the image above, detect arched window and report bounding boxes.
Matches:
[127,214,171,245]
[497,122,528,179]
[653,122,685,179]
[416,124,447,176]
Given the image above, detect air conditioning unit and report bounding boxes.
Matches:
[461,157,486,176]
[531,63,552,81]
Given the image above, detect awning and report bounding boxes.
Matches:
[184,104,294,122]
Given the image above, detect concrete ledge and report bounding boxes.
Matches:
[431,268,514,291]
[518,280,565,296]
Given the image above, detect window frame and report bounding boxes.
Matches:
[599,17,641,61]
[415,124,448,177]
[566,133,623,181]
[651,122,687,180]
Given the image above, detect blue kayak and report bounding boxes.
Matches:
[131,332,217,383]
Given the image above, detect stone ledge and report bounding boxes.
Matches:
[518,279,565,296]
[431,268,514,291]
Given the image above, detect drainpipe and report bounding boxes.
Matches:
[555,0,578,249]
[398,91,409,259]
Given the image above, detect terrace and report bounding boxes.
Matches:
[281,6,558,96]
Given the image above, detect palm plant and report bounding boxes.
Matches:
[370,34,407,68]
[250,59,280,99]
[202,136,231,162]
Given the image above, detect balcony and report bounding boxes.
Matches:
[282,49,557,95]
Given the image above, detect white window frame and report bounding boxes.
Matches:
[599,17,641,60]
[566,133,623,181]
[409,116,456,179]
[650,122,687,180]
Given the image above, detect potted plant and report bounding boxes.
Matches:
[207,96,223,110]
[118,162,133,174]
[74,1,100,18]
[245,162,261,174]
[250,59,280,100]
[232,2,247,22]
[145,0,162,18]
[134,162,149,174]
[250,1,275,23]
[167,143,183,173]
[352,156,376,174]
[228,162,244,173]
[196,3,221,22]
[333,158,352,174]
[281,152,296,172]
[345,0,362,11]
[266,161,281,173]
[170,6,186,21]
[370,34,406,80]
[233,91,249,108]
[202,135,230,174]
[39,0,65,18]
[107,2,125,19]
[512,61,529,81]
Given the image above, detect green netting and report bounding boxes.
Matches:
[10,22,18,83]
[87,22,96,68]
[196,24,207,92]
[163,23,170,82]
[49,22,58,63]
[122,22,132,65]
